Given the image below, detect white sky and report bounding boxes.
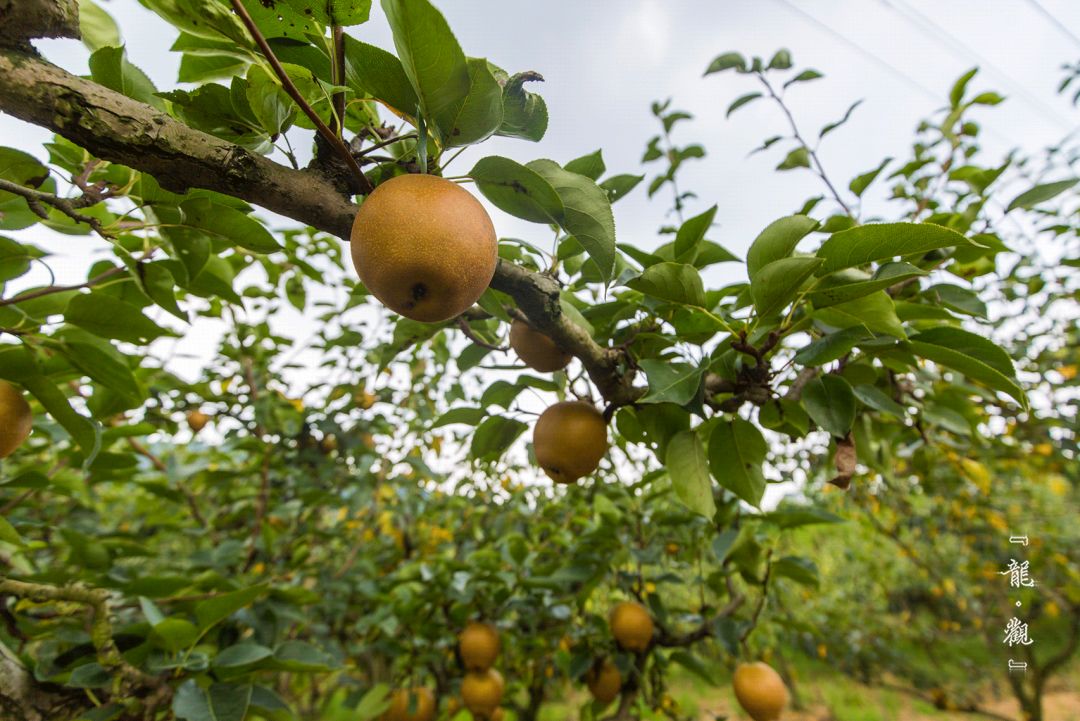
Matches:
[2,0,1079,504]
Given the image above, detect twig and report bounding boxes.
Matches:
[456,317,507,351]
[330,25,347,138]
[127,438,208,528]
[756,74,854,217]
[0,177,113,237]
[0,578,162,690]
[228,0,373,194]
[355,132,418,157]
[0,251,155,307]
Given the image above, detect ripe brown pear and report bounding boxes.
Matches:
[461,668,503,717]
[382,687,436,721]
[350,174,497,323]
[732,662,789,721]
[585,659,622,705]
[458,621,500,671]
[509,318,571,372]
[0,380,32,458]
[533,401,608,484]
[609,601,654,653]
[186,410,210,433]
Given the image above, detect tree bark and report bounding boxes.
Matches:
[0,0,79,48]
[0,639,83,721]
[0,44,646,407]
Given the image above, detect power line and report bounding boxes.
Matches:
[883,0,1076,134]
[769,0,944,105]
[1022,0,1080,51]
[769,0,1019,148]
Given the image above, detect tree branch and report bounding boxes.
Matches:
[227,0,371,194]
[0,47,649,405]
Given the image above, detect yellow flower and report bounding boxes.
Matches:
[1059,364,1077,381]
[817,644,827,659]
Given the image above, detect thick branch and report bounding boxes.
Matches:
[0,639,83,721]
[0,47,645,405]
[0,0,79,47]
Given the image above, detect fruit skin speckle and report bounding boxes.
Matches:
[350,174,497,323]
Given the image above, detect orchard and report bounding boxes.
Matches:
[0,2,1077,721]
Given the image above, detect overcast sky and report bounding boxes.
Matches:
[10,0,1080,275]
[3,0,1079,501]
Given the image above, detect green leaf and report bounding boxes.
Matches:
[65,293,171,345]
[195,584,269,632]
[758,399,810,438]
[58,328,144,401]
[746,215,818,278]
[470,415,527,461]
[852,384,907,417]
[801,375,855,437]
[771,556,819,588]
[444,58,503,147]
[626,262,706,307]
[180,198,280,254]
[599,174,645,203]
[469,156,563,224]
[768,49,793,69]
[0,515,25,547]
[750,256,822,317]
[89,46,163,110]
[380,0,471,142]
[343,36,419,117]
[708,419,767,507]
[1005,179,1078,212]
[665,430,715,518]
[704,52,747,74]
[793,326,872,367]
[152,618,200,652]
[674,205,717,260]
[814,291,905,339]
[808,262,925,308]
[949,67,978,108]
[564,150,605,181]
[849,158,891,197]
[141,262,187,321]
[173,680,211,721]
[777,147,810,171]
[284,0,371,25]
[245,65,295,138]
[815,223,972,275]
[727,92,761,117]
[907,328,1025,407]
[213,643,274,669]
[78,0,121,51]
[638,360,704,405]
[496,71,548,142]
[432,406,486,428]
[819,100,862,139]
[526,159,617,280]
[783,69,823,88]
[272,640,337,671]
[207,684,252,721]
[923,283,987,318]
